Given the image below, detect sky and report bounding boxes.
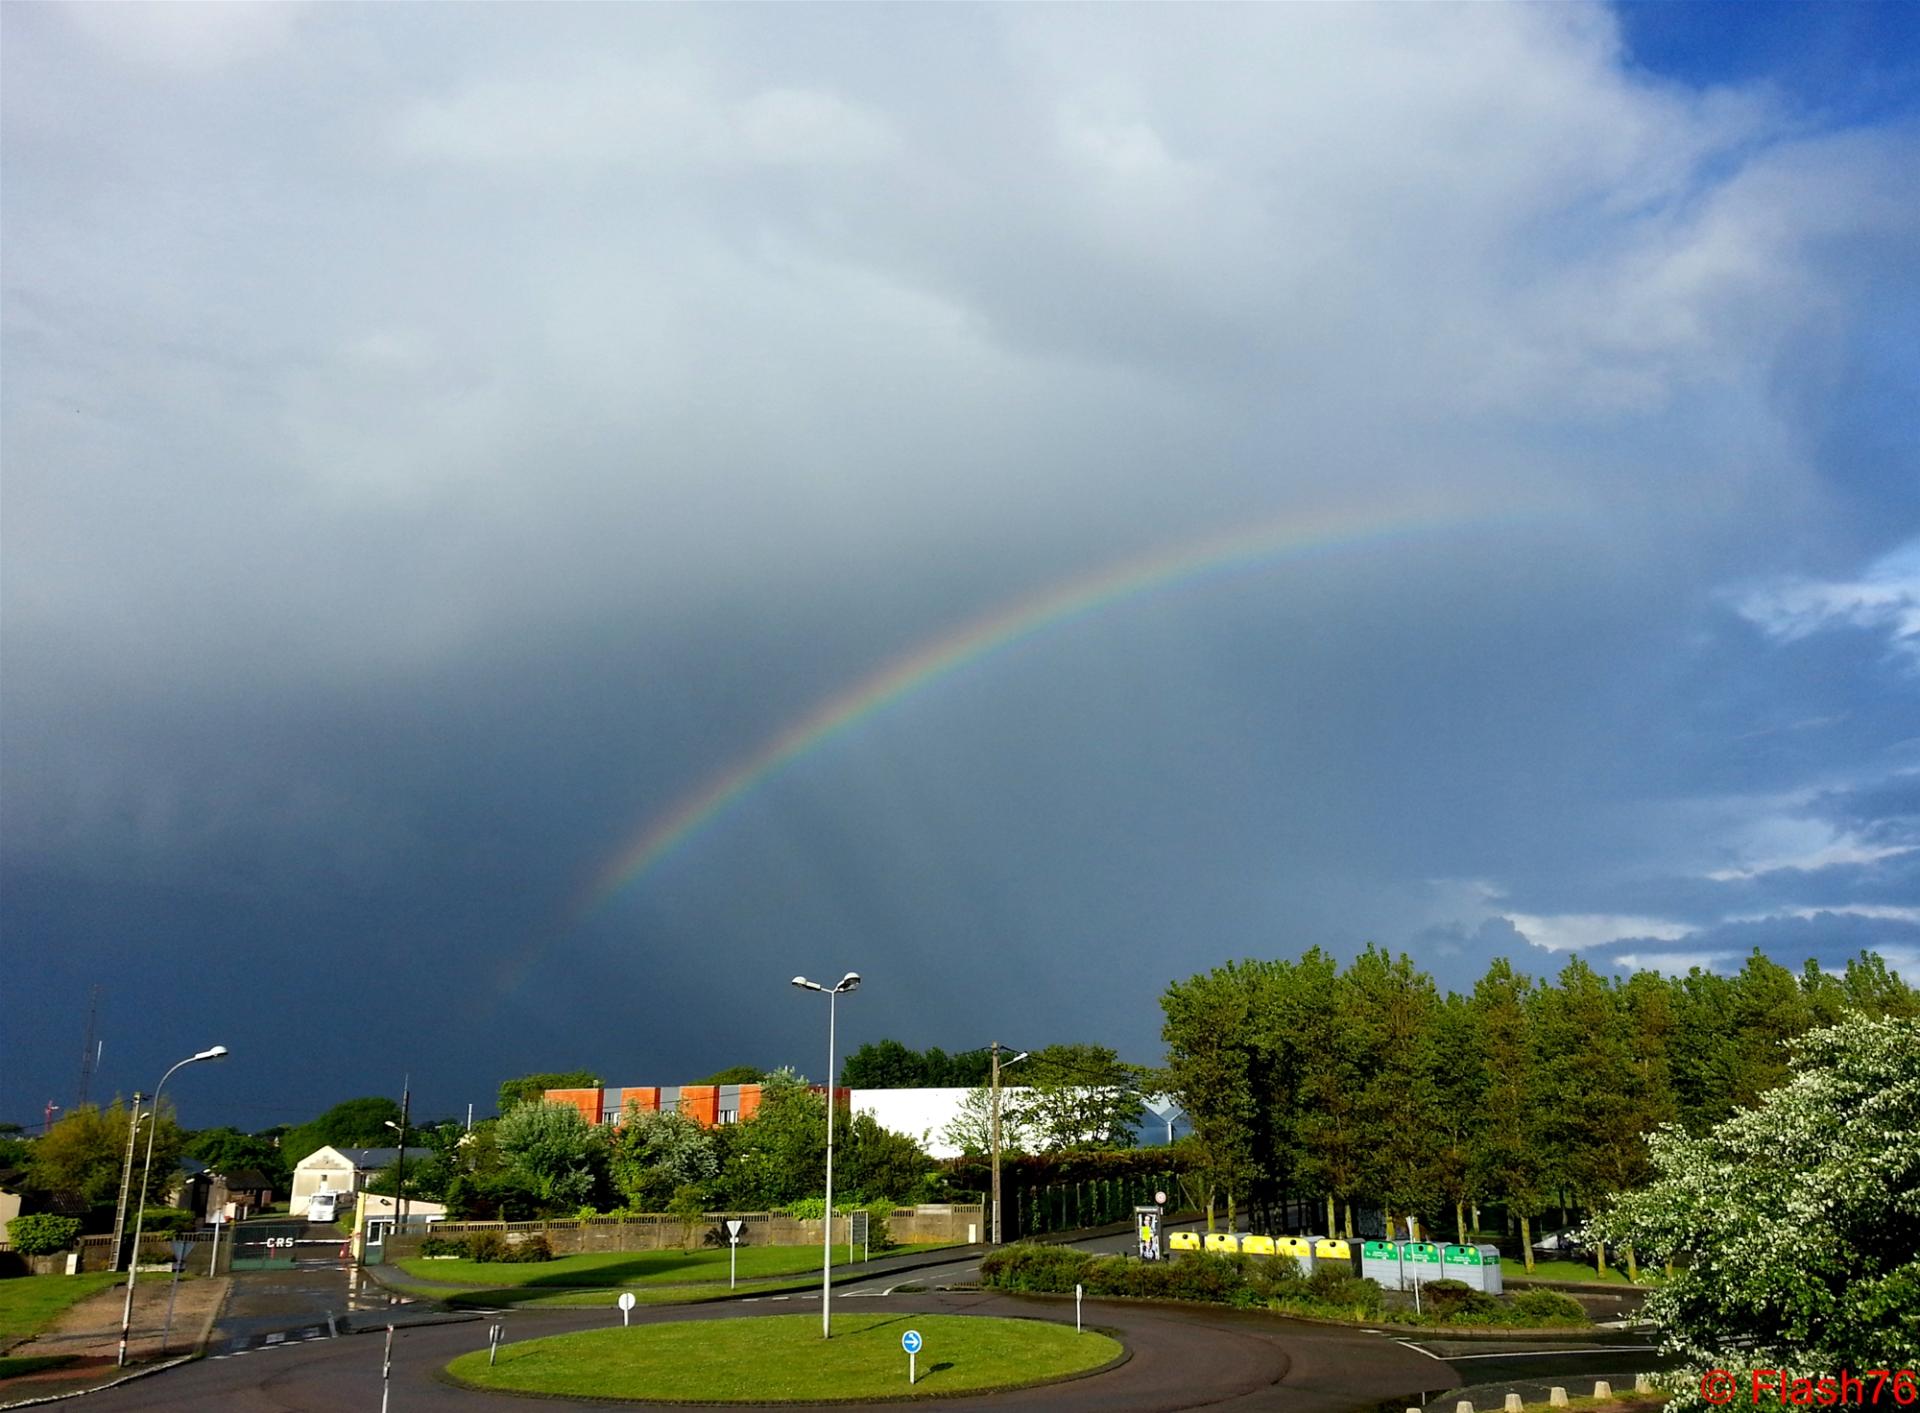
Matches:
[3,2,1916,1134]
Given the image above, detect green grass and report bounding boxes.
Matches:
[398,1243,945,1291]
[0,1272,124,1344]
[445,1312,1122,1401]
[0,1354,81,1380]
[383,1272,823,1310]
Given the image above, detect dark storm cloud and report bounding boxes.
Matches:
[3,3,1916,1124]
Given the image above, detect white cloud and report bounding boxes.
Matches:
[1734,539,1920,667]
[1705,831,1914,881]
[62,2,304,73]
[1505,913,1695,953]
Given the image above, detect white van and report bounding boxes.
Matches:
[306,1189,349,1224]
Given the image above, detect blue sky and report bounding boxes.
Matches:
[2,2,1915,1130]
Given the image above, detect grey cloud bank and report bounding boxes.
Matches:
[2,3,1915,1127]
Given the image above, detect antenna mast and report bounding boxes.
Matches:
[76,985,101,1109]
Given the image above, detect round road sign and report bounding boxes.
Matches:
[617,1292,637,1311]
[901,1329,922,1355]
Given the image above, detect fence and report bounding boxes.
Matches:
[383,1203,983,1263]
[1004,1173,1179,1240]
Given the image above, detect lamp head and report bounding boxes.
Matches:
[194,1045,229,1063]
[1011,1051,1029,1064]
[792,976,823,992]
[835,972,861,994]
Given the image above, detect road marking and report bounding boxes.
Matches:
[1396,1341,1448,1362]
[1444,1347,1659,1360]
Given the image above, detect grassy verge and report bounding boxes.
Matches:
[0,1272,124,1346]
[399,1243,946,1290]
[445,1312,1122,1401]
[0,1354,81,1380]
[383,1272,824,1309]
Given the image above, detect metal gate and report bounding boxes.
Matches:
[229,1221,305,1270]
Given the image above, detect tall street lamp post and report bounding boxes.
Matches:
[118,1046,227,1368]
[791,971,860,1339]
[989,1044,1028,1245]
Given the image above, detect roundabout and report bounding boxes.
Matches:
[443,1312,1125,1402]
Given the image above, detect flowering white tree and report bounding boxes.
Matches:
[1587,1016,1920,1412]
[941,1084,1037,1157]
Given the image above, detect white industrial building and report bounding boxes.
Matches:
[850,1088,1189,1159]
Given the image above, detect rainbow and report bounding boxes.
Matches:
[581,499,1510,914]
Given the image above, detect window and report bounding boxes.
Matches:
[718,1108,739,1125]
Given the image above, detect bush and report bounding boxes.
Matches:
[418,1235,468,1258]
[6,1213,82,1256]
[1422,1278,1502,1323]
[979,1242,1094,1292]
[1505,1288,1589,1326]
[465,1230,510,1263]
[501,1233,552,1263]
[137,1207,198,1237]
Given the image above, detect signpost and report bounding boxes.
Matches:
[1134,1205,1163,1261]
[726,1220,745,1289]
[208,1211,224,1276]
[160,1240,189,1353]
[902,1328,922,1385]
[618,1291,636,1327]
[850,1209,869,1264]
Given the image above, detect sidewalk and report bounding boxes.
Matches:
[0,1277,228,1405]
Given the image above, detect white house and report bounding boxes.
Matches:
[289,1146,431,1211]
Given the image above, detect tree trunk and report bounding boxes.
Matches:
[1595,1237,1606,1278]
[1624,1246,1638,1283]
[1206,1188,1216,1234]
[1326,1194,1336,1237]
[1343,1201,1354,1239]
[1472,1201,1480,1237]
[1520,1213,1535,1273]
[1227,1190,1236,1231]
[1456,1201,1467,1246]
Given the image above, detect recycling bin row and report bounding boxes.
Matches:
[1360,1241,1503,1293]
[1166,1231,1352,1275]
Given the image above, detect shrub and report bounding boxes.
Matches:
[418,1235,468,1258]
[979,1242,1094,1292]
[1505,1288,1589,1326]
[465,1230,510,1263]
[137,1207,198,1237]
[502,1234,552,1263]
[1423,1278,1502,1323]
[6,1213,82,1256]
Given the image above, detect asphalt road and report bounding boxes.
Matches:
[76,1286,1464,1412]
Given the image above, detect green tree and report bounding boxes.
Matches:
[691,1066,764,1086]
[1468,959,1548,1269]
[609,1108,719,1211]
[1588,1017,1920,1407]
[839,1111,936,1201]
[712,1069,826,1210]
[1345,946,1444,1237]
[1293,949,1368,1238]
[497,1070,603,1114]
[1159,961,1266,1230]
[26,1101,185,1229]
[282,1096,403,1164]
[840,1040,928,1089]
[189,1127,291,1193]
[1011,1045,1145,1151]
[494,1101,602,1212]
[939,1083,1037,1158]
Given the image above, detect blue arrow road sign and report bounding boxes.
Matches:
[901,1330,922,1354]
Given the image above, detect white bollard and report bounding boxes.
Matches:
[1457,1402,1475,1413]
[1506,1395,1525,1412]
[1593,1382,1612,1400]
[1550,1390,1569,1408]
[1636,1375,1652,1392]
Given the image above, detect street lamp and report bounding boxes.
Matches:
[791,971,860,1339]
[118,1046,227,1367]
[989,1044,1028,1245]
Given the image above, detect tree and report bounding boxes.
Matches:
[281,1096,403,1164]
[494,1101,602,1212]
[497,1071,602,1114]
[1469,959,1548,1269]
[7,1213,82,1255]
[939,1084,1037,1158]
[1345,946,1444,1237]
[1587,1017,1920,1407]
[189,1127,291,1193]
[710,1069,826,1210]
[26,1101,184,1229]
[1159,960,1268,1230]
[840,1040,928,1089]
[609,1108,718,1211]
[839,1112,936,1202]
[1012,1045,1145,1151]
[691,1066,764,1086]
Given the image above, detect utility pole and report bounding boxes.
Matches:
[397,1081,410,1234]
[990,1044,1003,1245]
[110,1095,143,1272]
[43,1100,60,1133]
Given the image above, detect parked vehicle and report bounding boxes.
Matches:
[306,1189,351,1224]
